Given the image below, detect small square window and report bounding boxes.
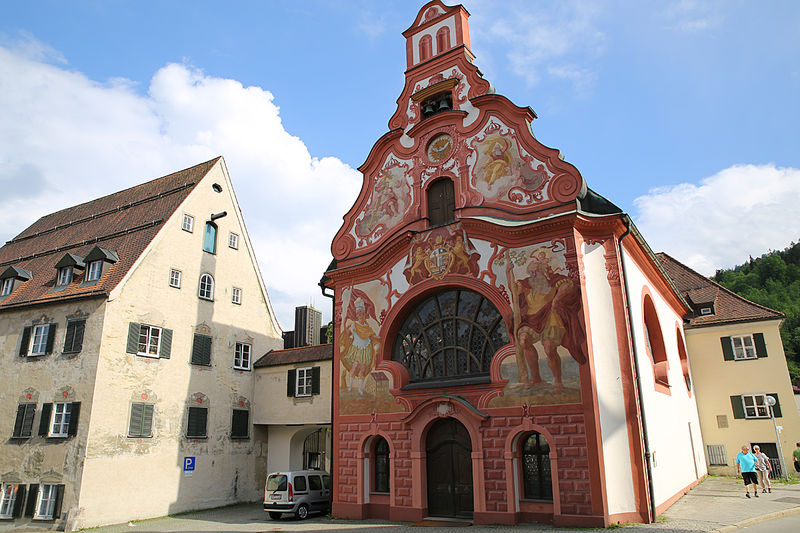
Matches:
[30,324,49,356]
[182,214,194,233]
[700,307,712,315]
[57,267,72,286]
[742,394,770,418]
[169,269,182,288]
[229,232,239,249]
[50,402,72,437]
[731,335,756,360]
[296,367,312,397]
[35,483,58,520]
[1,278,13,296]
[234,342,251,370]
[86,260,103,281]
[232,287,242,305]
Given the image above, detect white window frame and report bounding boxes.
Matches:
[50,402,72,437]
[199,274,214,300]
[0,483,19,518]
[699,307,712,315]
[137,324,162,357]
[35,483,58,520]
[234,342,251,370]
[229,232,239,249]
[742,393,770,419]
[30,324,49,356]
[296,367,312,397]
[1,278,12,296]
[86,260,103,281]
[231,287,242,305]
[182,214,194,233]
[57,266,72,286]
[169,268,182,288]
[731,334,756,360]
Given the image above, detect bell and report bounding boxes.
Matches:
[423,101,436,116]
[437,96,451,112]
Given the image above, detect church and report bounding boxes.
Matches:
[322,1,705,527]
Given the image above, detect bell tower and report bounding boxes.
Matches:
[402,0,472,70]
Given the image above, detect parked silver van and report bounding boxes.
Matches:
[263,470,331,519]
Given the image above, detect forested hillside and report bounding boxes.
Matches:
[713,241,800,381]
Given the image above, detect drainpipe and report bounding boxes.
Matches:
[617,217,657,523]
[319,278,335,508]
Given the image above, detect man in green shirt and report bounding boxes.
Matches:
[793,442,800,472]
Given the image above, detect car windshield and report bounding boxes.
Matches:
[266,475,287,491]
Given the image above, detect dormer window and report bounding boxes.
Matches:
[86,260,103,282]
[57,267,73,287]
[421,92,452,119]
[699,307,713,316]
[1,278,12,296]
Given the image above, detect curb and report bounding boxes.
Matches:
[715,505,800,532]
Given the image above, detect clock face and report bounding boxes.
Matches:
[427,134,453,162]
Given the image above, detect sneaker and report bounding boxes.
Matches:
[762,489,767,493]
[746,493,751,498]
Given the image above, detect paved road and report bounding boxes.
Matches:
[736,513,800,533]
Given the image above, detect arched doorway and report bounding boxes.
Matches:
[426,418,473,518]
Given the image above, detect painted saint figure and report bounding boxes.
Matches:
[339,291,379,395]
[505,248,587,391]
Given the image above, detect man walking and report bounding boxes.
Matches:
[794,442,800,473]
[736,445,759,498]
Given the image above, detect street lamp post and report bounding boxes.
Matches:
[766,395,789,482]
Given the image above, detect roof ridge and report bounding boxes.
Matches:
[657,252,784,318]
[17,157,220,237]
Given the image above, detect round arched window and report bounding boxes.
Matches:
[392,289,508,384]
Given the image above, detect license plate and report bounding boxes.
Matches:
[270,494,281,500]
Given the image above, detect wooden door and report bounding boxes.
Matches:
[426,418,473,518]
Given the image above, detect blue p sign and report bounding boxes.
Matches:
[184,456,196,471]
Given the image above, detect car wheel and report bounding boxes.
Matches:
[296,504,309,520]
[268,512,282,520]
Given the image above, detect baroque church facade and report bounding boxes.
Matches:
[323,1,705,526]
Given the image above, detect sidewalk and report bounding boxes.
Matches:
[631,475,800,532]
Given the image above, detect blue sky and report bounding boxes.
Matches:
[1,1,799,328]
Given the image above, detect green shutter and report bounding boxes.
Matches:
[52,484,64,519]
[64,320,86,353]
[731,395,745,419]
[67,402,80,436]
[63,322,76,352]
[754,333,768,358]
[721,336,734,361]
[126,323,140,354]
[12,404,26,438]
[19,326,31,356]
[12,485,25,517]
[287,369,296,397]
[21,404,35,437]
[231,409,249,438]
[160,328,173,359]
[311,366,321,395]
[191,334,212,365]
[45,323,57,354]
[187,407,208,437]
[142,404,154,436]
[129,403,144,437]
[24,484,38,517]
[39,403,52,436]
[769,393,782,418]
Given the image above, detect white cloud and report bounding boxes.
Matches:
[0,38,361,329]
[469,0,605,93]
[660,0,720,32]
[633,164,800,275]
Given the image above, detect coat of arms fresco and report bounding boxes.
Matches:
[403,225,480,285]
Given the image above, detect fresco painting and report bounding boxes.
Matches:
[354,160,412,240]
[338,283,404,415]
[403,224,480,284]
[468,124,550,205]
[488,242,586,407]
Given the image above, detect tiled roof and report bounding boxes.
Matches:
[0,158,220,310]
[656,252,784,328]
[254,344,333,368]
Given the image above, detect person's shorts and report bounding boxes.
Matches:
[742,471,758,485]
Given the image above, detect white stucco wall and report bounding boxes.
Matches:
[621,247,706,509]
[71,161,283,530]
[581,242,637,515]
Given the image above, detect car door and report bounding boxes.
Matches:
[308,474,325,510]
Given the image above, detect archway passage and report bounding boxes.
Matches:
[426,418,473,518]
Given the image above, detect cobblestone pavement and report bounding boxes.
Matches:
[5,476,798,533]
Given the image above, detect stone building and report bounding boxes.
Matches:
[0,158,283,530]
[322,1,705,526]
